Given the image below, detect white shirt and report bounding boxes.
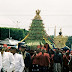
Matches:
[0,52,2,72]
[0,52,15,72]
[14,53,25,72]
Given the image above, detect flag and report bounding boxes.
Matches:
[18,34,29,43]
[17,34,29,47]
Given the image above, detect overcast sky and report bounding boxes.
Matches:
[0,0,72,36]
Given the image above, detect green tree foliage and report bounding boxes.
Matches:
[27,19,47,41]
[0,28,9,40]
[0,27,28,40]
[66,36,72,48]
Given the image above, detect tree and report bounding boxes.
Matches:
[66,36,72,48]
[0,28,9,40]
[0,27,28,40]
[27,10,47,41]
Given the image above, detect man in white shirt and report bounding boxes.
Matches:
[0,46,15,72]
[10,47,25,72]
[0,47,2,72]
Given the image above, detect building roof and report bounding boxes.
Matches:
[0,38,20,45]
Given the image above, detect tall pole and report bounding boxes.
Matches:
[54,26,56,37]
[17,21,20,28]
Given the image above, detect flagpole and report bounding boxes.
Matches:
[17,34,29,46]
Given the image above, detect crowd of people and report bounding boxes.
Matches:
[0,43,72,72]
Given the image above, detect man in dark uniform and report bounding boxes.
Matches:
[21,46,31,72]
[53,48,63,72]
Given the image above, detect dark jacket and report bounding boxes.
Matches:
[53,52,63,64]
[24,52,31,68]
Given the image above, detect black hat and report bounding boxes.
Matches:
[16,49,20,52]
[10,47,20,53]
[10,47,16,49]
[10,47,19,51]
[21,45,27,48]
[26,46,30,51]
